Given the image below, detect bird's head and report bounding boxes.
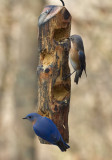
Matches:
[69,35,81,42]
[69,35,84,51]
[23,113,41,124]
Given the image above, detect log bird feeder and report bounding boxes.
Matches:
[37,5,71,143]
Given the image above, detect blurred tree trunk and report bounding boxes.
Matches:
[0,0,45,160]
[0,2,18,160]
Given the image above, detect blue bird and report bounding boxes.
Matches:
[23,113,70,152]
[65,35,87,84]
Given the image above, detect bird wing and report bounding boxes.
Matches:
[78,51,85,69]
[43,117,61,143]
[33,117,60,144]
[78,50,87,76]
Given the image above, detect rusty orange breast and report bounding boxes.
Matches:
[32,119,36,125]
[70,47,80,70]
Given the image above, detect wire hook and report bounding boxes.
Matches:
[60,0,65,6]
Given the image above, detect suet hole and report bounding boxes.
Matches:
[45,68,50,73]
[52,85,69,101]
[63,10,70,20]
[53,28,69,41]
[40,51,54,68]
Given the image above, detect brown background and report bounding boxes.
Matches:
[0,0,112,160]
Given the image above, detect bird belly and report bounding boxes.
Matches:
[69,57,78,70]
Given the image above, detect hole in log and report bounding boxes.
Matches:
[52,85,69,101]
[63,9,70,20]
[40,51,54,68]
[53,28,69,41]
[45,68,50,73]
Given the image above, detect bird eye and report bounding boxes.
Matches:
[29,116,31,119]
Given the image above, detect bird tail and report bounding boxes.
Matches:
[84,69,87,77]
[57,140,70,152]
[74,70,82,84]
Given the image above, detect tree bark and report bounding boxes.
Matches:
[37,5,71,143]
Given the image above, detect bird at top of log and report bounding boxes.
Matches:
[64,35,87,84]
[23,113,70,152]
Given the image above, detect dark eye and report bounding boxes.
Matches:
[29,116,31,119]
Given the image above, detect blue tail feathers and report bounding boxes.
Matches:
[57,140,70,152]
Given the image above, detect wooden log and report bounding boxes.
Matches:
[37,5,71,143]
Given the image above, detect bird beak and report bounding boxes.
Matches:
[67,37,71,41]
[22,117,27,119]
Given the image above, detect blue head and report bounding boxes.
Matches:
[23,113,41,123]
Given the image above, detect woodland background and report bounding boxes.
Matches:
[0,0,112,160]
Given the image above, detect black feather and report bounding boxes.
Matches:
[78,51,87,77]
[57,140,70,152]
[74,70,82,84]
[74,74,79,84]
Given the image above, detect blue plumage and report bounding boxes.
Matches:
[23,113,70,152]
[78,50,87,76]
